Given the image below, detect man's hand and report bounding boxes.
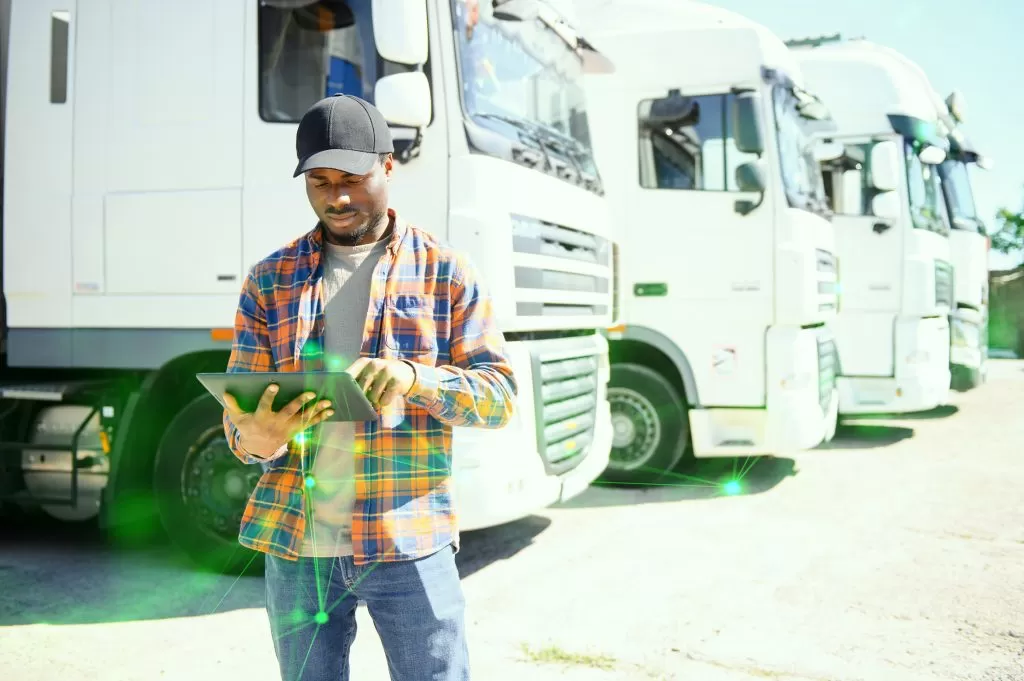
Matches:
[223,384,334,457]
[346,358,415,408]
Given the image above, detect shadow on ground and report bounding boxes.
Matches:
[556,455,797,509]
[0,507,549,627]
[842,405,959,421]
[817,423,915,450]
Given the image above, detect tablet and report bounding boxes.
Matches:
[196,371,378,422]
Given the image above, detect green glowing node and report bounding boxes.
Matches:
[314,611,329,625]
[722,480,742,496]
[327,355,344,370]
[293,432,306,445]
[304,476,316,489]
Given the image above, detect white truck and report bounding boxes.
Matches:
[0,0,615,572]
[578,1,841,485]
[936,93,992,391]
[789,35,954,416]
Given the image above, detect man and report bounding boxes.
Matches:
[221,94,517,681]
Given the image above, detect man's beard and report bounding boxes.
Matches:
[323,208,387,247]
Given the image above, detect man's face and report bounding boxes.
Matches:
[305,154,393,246]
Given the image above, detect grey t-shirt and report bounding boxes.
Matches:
[298,236,389,557]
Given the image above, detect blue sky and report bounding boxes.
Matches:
[707,0,1024,270]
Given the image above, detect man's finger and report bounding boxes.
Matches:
[345,357,370,379]
[377,380,400,408]
[307,403,335,427]
[223,392,246,416]
[281,392,317,419]
[256,383,280,414]
[367,371,393,406]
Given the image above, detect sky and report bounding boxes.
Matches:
[704,0,1024,270]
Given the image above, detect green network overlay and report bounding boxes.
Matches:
[213,350,750,677]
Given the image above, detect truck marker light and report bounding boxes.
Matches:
[98,430,111,455]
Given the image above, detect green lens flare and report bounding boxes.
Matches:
[722,480,742,495]
[314,611,329,625]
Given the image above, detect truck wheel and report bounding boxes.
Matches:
[153,393,264,575]
[951,364,982,392]
[601,363,690,485]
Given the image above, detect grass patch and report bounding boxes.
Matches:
[520,643,617,671]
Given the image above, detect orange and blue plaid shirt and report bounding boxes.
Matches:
[223,209,517,565]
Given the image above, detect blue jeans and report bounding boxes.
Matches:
[264,545,469,681]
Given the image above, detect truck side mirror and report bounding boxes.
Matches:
[869,140,901,192]
[731,91,764,156]
[372,0,428,65]
[813,140,845,163]
[734,161,766,216]
[871,191,901,221]
[736,162,766,193]
[375,72,432,128]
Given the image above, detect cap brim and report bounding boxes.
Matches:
[293,148,379,178]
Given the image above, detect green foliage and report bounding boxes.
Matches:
[990,207,1024,256]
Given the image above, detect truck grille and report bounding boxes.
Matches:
[934,259,954,309]
[511,215,612,319]
[529,338,601,475]
[816,332,837,414]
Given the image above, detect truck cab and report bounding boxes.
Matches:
[792,36,953,415]
[580,1,840,484]
[937,93,992,391]
[1,0,615,571]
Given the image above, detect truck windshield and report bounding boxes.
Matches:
[772,86,830,216]
[905,142,950,236]
[450,0,596,170]
[938,160,982,230]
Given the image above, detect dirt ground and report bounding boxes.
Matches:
[1,361,1022,681]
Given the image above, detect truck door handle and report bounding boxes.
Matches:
[872,222,892,234]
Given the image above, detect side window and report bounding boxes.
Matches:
[258,0,376,123]
[824,142,873,216]
[905,143,949,234]
[638,93,756,192]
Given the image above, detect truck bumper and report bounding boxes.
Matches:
[688,387,838,457]
[838,316,951,414]
[688,324,838,456]
[450,398,611,529]
[451,336,612,531]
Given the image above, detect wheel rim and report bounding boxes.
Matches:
[607,386,662,472]
[180,427,260,543]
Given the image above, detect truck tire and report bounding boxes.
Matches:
[601,363,690,485]
[153,393,264,575]
[951,364,982,392]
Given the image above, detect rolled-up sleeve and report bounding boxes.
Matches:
[405,253,517,428]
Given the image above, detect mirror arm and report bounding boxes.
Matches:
[394,127,425,164]
[735,191,765,216]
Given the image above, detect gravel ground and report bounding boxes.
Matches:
[1,361,1022,681]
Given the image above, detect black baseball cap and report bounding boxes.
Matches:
[293,94,394,178]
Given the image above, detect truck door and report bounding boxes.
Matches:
[822,137,904,376]
[633,88,774,407]
[3,1,77,334]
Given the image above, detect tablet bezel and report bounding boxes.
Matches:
[196,371,378,423]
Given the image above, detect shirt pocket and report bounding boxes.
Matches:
[382,294,438,361]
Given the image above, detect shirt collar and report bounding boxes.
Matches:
[306,207,406,256]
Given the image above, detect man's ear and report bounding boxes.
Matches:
[383,153,395,178]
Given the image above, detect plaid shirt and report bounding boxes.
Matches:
[223,209,517,565]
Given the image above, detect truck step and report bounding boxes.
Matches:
[1,489,78,507]
[0,380,107,402]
